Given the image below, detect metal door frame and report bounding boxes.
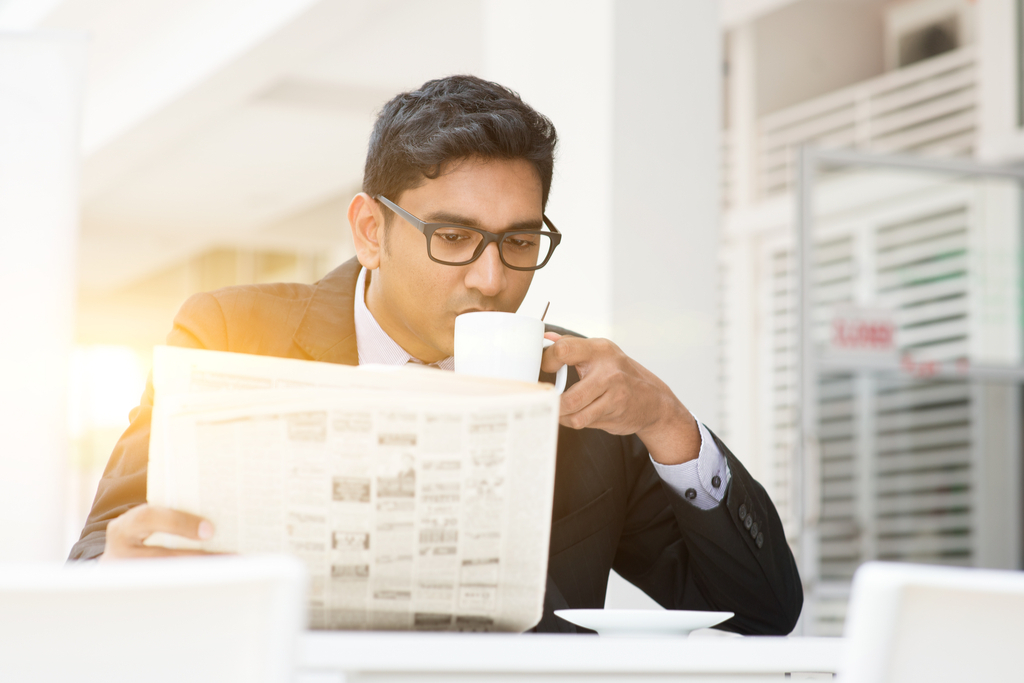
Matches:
[795,148,1024,631]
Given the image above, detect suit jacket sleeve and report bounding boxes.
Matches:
[68,293,230,561]
[613,428,803,635]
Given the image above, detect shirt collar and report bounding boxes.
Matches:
[353,267,455,371]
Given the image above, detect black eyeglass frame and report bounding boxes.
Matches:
[375,195,562,271]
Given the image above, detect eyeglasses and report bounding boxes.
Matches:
[375,195,562,271]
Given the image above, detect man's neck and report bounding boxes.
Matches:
[363,269,447,364]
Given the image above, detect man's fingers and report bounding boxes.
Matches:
[559,391,614,431]
[559,378,605,417]
[103,505,219,562]
[116,505,214,543]
[134,506,214,541]
[541,334,592,372]
[550,336,623,369]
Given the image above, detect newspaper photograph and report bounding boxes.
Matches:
[146,346,560,632]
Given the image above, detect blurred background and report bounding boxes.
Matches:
[1,0,1021,636]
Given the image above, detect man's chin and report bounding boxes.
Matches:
[431,328,455,361]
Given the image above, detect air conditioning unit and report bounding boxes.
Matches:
[884,0,977,70]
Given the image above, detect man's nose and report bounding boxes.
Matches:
[464,242,506,297]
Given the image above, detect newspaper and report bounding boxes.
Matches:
[145,346,560,632]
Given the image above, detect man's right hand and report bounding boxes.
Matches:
[100,504,216,561]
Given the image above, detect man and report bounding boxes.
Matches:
[71,75,802,634]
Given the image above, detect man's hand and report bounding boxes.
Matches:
[100,504,217,561]
[541,333,701,465]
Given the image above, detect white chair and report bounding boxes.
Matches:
[839,561,1024,683]
[0,555,306,683]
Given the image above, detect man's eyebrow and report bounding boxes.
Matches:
[424,211,543,232]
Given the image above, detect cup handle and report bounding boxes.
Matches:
[542,338,568,394]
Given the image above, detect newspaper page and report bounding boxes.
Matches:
[146,346,560,632]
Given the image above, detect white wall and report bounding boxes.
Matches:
[976,0,1024,162]
[0,32,86,561]
[609,2,722,426]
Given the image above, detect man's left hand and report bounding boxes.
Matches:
[541,333,701,465]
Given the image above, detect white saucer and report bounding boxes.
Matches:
[553,609,734,637]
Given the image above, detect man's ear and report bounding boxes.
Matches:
[348,192,384,270]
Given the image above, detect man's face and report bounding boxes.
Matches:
[365,157,543,363]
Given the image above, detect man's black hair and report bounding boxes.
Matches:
[362,75,558,225]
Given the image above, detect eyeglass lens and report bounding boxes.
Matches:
[430,228,553,269]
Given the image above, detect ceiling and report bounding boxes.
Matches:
[8,0,767,291]
[23,0,482,290]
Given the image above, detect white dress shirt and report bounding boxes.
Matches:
[352,267,730,509]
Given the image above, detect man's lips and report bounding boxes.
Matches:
[456,307,498,316]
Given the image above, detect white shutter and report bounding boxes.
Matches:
[873,205,973,568]
[763,243,798,538]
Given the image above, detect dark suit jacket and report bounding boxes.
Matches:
[70,258,802,634]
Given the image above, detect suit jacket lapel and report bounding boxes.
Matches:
[293,257,363,365]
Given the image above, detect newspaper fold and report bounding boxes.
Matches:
[146,346,560,632]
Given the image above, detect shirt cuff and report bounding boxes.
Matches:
[649,418,731,510]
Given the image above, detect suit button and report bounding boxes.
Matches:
[738,504,748,519]
[684,488,697,500]
[750,522,759,538]
[756,533,764,548]
[744,515,753,530]
[712,475,721,488]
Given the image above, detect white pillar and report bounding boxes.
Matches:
[608,2,721,425]
[484,0,722,610]
[0,33,86,561]
[483,0,721,423]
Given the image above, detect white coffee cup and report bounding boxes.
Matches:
[454,311,568,393]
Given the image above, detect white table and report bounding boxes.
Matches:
[298,632,845,682]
